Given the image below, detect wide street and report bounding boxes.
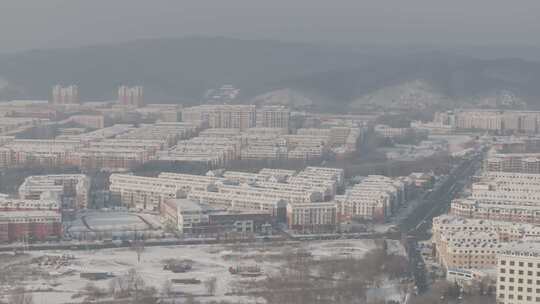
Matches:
[399,151,483,293]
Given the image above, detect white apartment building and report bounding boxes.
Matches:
[158,148,230,168]
[198,128,241,139]
[0,197,60,211]
[222,171,261,184]
[18,174,90,209]
[337,175,406,222]
[52,85,80,104]
[110,167,343,219]
[485,154,540,174]
[68,115,105,129]
[57,124,134,143]
[241,146,288,160]
[0,139,82,167]
[188,190,286,216]
[432,215,540,271]
[286,202,338,232]
[470,172,540,205]
[160,198,207,233]
[109,174,213,211]
[116,122,196,147]
[257,168,297,183]
[497,242,540,304]
[456,110,503,131]
[0,118,44,135]
[255,106,290,129]
[374,124,412,138]
[437,230,502,270]
[118,86,144,107]
[433,214,540,245]
[182,105,256,129]
[451,199,540,224]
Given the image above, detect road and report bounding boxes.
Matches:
[399,151,483,294]
[399,152,482,238]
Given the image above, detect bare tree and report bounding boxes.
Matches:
[204,277,218,295]
[82,282,106,301]
[132,240,145,263]
[161,279,173,297]
[184,294,196,304]
[109,276,129,299]
[126,268,146,295]
[8,287,33,304]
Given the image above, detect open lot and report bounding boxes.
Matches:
[0,239,407,303]
[65,211,162,239]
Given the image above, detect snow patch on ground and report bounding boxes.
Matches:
[1,239,407,303]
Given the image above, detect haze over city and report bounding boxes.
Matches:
[1,1,540,304]
[2,0,540,52]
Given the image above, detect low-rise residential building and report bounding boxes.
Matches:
[0,139,81,167]
[182,105,257,130]
[338,175,407,222]
[374,124,413,138]
[18,174,90,209]
[0,197,60,212]
[432,215,540,271]
[109,174,188,211]
[0,211,62,243]
[160,198,208,234]
[485,153,540,174]
[286,202,337,233]
[497,242,540,304]
[436,230,502,270]
[451,199,540,224]
[68,115,105,129]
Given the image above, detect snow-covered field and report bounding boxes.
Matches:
[0,239,407,303]
[65,211,161,238]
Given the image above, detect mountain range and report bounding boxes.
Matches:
[0,37,539,110]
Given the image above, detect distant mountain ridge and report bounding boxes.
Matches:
[1,37,540,110]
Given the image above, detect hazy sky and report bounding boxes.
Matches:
[2,0,540,52]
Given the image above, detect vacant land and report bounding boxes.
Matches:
[0,239,408,304]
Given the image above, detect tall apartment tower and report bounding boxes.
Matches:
[51,85,80,104]
[256,106,290,129]
[182,105,256,130]
[118,86,144,107]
